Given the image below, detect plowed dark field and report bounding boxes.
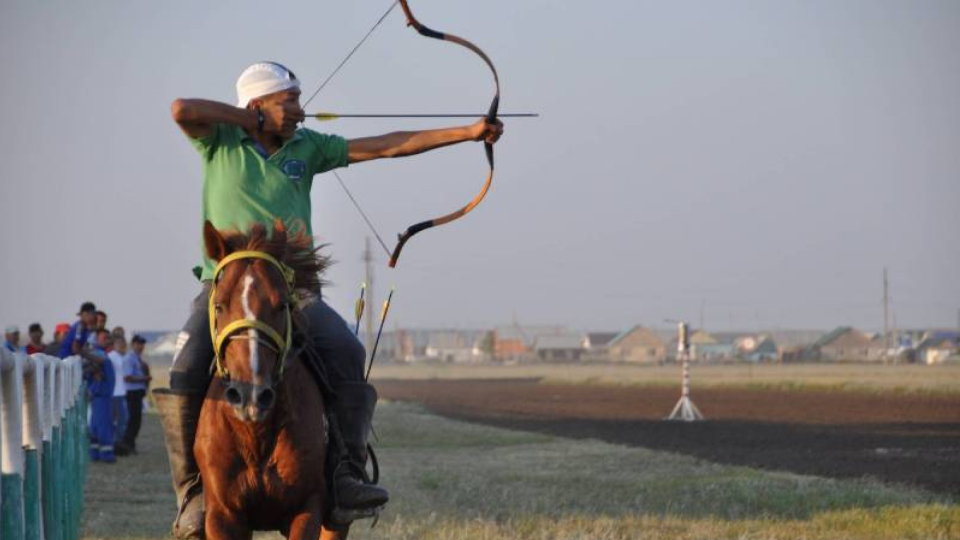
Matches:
[377,379,960,495]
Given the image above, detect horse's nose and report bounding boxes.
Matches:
[256,387,276,410]
[225,385,243,407]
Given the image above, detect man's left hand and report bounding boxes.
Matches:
[470,118,504,144]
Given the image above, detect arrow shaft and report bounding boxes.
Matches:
[310,113,538,120]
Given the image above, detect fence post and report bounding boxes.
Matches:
[1,347,25,540]
[40,356,60,540]
[63,356,86,540]
[21,354,44,540]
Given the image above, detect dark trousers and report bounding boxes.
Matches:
[169,283,366,395]
[124,389,146,448]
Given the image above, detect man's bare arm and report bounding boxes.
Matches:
[348,119,502,164]
[170,99,259,139]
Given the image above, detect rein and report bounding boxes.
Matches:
[208,250,296,382]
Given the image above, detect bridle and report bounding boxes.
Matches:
[208,250,295,382]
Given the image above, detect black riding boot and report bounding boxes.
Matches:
[332,382,390,512]
[153,389,205,539]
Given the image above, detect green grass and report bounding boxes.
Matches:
[82,401,959,540]
[369,362,960,395]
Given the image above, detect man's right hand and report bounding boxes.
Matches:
[259,101,304,137]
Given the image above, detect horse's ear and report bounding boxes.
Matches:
[273,219,287,242]
[203,221,227,262]
[272,219,288,251]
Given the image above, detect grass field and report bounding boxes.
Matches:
[145,355,960,395]
[81,400,959,540]
[368,362,960,394]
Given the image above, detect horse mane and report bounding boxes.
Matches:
[220,221,329,295]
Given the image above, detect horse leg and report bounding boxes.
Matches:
[205,508,251,540]
[285,494,323,540]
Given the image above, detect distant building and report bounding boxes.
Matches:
[915,331,960,365]
[424,331,476,363]
[607,326,666,364]
[582,332,618,361]
[689,330,737,362]
[493,326,530,362]
[736,334,779,362]
[533,334,584,362]
[811,327,884,361]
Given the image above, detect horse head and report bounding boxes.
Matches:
[202,219,327,423]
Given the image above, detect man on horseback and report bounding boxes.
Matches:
[159,61,503,538]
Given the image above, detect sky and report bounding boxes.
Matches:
[1,0,958,335]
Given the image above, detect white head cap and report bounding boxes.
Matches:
[236,62,300,108]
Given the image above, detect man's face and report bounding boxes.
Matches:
[132,342,145,356]
[96,332,109,347]
[81,311,96,327]
[113,339,128,354]
[29,329,43,344]
[5,332,18,346]
[255,87,302,139]
[96,313,107,330]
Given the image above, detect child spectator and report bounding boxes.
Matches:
[25,323,45,355]
[45,323,71,356]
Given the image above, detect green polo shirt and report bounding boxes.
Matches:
[188,123,348,281]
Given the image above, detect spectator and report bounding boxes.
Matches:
[81,328,116,463]
[60,302,97,359]
[122,335,152,453]
[4,325,20,352]
[45,323,71,356]
[96,310,108,331]
[25,323,45,355]
[109,336,130,455]
[111,326,126,340]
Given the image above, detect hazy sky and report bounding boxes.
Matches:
[1,0,958,334]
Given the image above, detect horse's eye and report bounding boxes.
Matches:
[214,303,224,314]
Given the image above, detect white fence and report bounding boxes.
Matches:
[1,349,86,540]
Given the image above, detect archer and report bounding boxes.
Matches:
[159,61,503,539]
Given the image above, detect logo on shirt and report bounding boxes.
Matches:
[281,159,307,182]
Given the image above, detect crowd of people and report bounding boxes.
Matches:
[4,301,152,464]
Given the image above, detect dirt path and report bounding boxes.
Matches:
[377,379,960,496]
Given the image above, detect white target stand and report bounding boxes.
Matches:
[666,321,704,422]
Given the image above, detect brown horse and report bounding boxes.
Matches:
[195,220,343,540]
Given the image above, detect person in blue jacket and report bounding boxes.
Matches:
[59,301,98,358]
[82,328,116,463]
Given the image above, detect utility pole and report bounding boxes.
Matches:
[363,237,376,357]
[883,267,890,350]
[699,299,705,330]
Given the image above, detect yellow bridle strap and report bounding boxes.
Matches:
[208,250,296,380]
[214,250,296,289]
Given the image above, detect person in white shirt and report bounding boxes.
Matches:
[108,336,130,455]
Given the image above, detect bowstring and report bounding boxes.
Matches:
[333,170,392,258]
[302,0,399,109]
[302,0,399,256]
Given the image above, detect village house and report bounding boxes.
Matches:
[811,327,885,362]
[607,325,667,364]
[533,334,585,362]
[735,334,780,362]
[424,331,480,363]
[915,330,960,365]
[581,332,619,361]
[688,330,737,362]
